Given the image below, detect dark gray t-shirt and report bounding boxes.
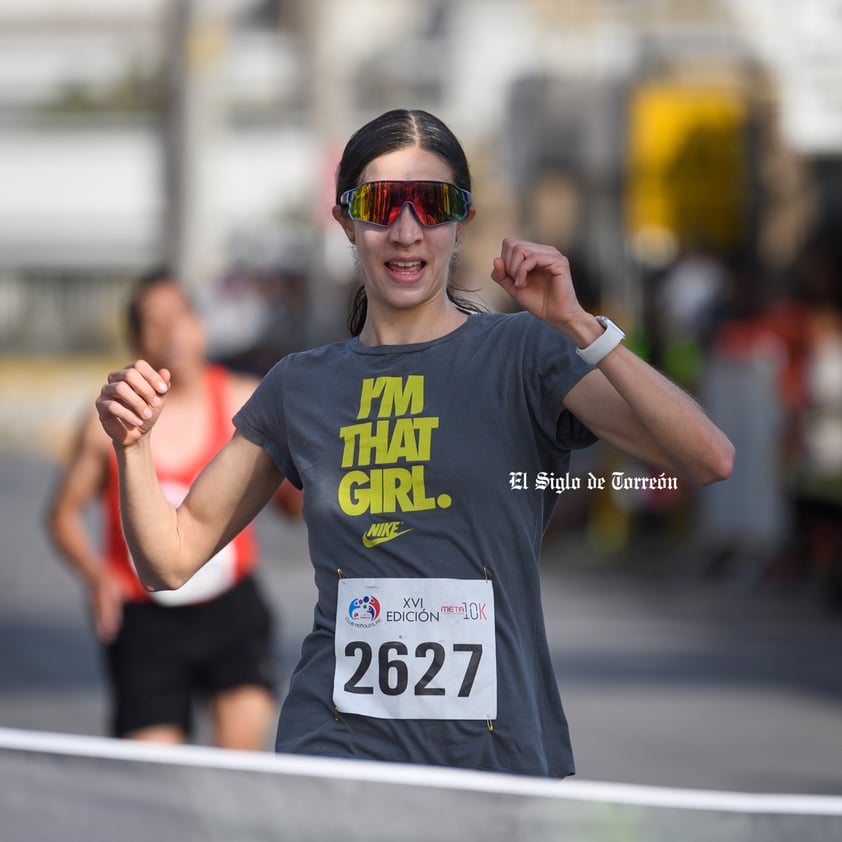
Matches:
[234,311,596,777]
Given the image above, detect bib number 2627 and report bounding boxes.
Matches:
[343,640,483,698]
[333,578,496,720]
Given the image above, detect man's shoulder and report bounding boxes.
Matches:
[225,367,261,393]
[211,364,261,414]
[58,403,113,474]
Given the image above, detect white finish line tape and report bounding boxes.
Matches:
[1,726,840,816]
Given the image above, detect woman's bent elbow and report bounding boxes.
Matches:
[699,442,736,485]
[140,568,189,592]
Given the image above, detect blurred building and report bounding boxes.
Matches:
[0,0,838,354]
[0,0,314,352]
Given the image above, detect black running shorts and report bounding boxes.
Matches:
[105,574,276,736]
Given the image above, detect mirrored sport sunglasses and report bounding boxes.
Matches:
[339,180,472,227]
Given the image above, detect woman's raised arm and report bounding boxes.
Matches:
[96,360,283,591]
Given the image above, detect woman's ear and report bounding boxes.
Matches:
[332,205,356,244]
[455,206,476,242]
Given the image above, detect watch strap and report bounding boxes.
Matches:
[575,316,626,366]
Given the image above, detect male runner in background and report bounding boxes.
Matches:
[47,269,298,748]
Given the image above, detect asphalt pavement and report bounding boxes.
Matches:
[2,449,842,796]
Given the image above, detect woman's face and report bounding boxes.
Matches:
[334,146,474,319]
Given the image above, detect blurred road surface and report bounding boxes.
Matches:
[2,449,841,795]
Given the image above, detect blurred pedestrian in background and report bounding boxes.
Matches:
[201,224,313,376]
[699,222,842,602]
[47,269,300,748]
[778,228,842,601]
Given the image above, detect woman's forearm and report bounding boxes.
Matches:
[115,436,190,591]
[596,344,735,484]
[115,430,285,591]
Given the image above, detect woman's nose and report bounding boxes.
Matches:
[389,203,424,242]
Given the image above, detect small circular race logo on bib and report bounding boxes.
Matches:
[348,595,381,625]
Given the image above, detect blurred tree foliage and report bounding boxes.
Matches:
[40,61,163,116]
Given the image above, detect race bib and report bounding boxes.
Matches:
[333,578,496,720]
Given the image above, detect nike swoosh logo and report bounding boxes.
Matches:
[362,528,413,548]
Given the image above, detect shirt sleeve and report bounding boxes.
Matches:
[232,357,302,487]
[520,314,598,451]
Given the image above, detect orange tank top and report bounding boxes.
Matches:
[103,365,257,604]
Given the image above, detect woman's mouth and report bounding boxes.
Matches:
[385,259,427,282]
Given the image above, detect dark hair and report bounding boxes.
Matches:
[336,109,484,336]
[126,266,178,344]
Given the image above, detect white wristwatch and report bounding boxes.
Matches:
[575,316,626,365]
